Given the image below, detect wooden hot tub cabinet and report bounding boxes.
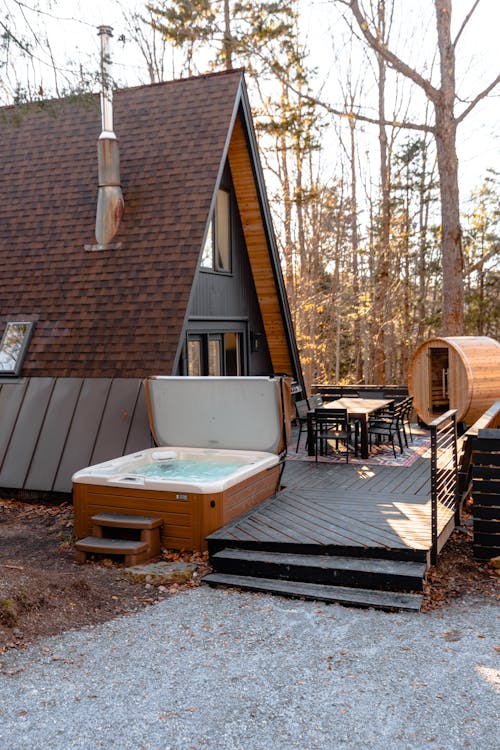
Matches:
[408,336,500,426]
[73,464,280,552]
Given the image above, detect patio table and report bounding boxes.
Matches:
[307,397,394,459]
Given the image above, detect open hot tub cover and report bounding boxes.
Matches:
[144,376,290,454]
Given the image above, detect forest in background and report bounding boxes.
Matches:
[2,0,499,389]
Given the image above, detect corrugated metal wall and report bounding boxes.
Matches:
[0,378,152,494]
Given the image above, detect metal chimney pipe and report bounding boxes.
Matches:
[98,25,114,133]
[95,25,124,247]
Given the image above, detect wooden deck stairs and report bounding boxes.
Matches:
[203,478,431,612]
[75,512,163,566]
[204,546,426,612]
[201,417,467,613]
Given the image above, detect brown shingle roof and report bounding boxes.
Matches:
[0,70,243,377]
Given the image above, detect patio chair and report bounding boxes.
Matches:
[368,404,405,458]
[313,408,357,463]
[309,393,324,409]
[357,390,385,399]
[394,401,409,448]
[400,396,414,443]
[294,398,311,452]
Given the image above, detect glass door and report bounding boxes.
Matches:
[186,331,244,376]
[429,347,449,415]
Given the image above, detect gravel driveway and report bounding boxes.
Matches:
[0,587,498,750]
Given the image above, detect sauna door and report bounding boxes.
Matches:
[429,347,449,415]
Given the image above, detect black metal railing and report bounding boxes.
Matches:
[471,428,500,560]
[456,399,500,507]
[429,410,459,564]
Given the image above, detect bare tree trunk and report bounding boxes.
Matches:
[343,0,500,338]
[434,0,463,334]
[374,1,390,385]
[417,142,430,342]
[223,0,233,69]
[349,118,363,382]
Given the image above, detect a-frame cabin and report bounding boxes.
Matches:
[0,69,303,495]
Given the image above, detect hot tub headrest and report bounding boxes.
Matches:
[144,376,291,454]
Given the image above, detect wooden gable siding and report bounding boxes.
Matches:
[228,116,294,378]
[0,378,151,493]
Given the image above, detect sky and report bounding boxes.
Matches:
[4,0,500,196]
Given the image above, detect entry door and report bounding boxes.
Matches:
[429,347,449,415]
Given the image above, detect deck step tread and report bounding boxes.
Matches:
[91,513,163,529]
[203,573,423,612]
[212,548,427,578]
[75,537,148,554]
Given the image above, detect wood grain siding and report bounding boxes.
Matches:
[74,466,280,551]
[73,483,198,551]
[228,116,294,377]
[409,336,500,425]
[221,465,281,525]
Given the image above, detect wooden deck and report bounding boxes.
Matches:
[207,448,454,564]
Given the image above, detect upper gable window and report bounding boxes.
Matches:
[201,189,231,273]
[0,321,35,376]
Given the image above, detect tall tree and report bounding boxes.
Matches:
[462,173,500,337]
[337,0,500,335]
[373,0,391,383]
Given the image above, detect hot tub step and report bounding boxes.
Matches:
[91,512,163,530]
[83,512,163,564]
[75,536,150,566]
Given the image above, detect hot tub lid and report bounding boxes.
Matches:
[144,376,288,454]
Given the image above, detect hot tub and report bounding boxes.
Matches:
[73,376,289,550]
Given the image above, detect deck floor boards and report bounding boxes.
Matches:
[208,446,453,560]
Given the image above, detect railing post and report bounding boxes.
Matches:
[452,415,460,526]
[430,422,438,565]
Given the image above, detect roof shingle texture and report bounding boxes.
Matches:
[0,70,243,377]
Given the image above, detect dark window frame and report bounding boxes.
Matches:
[185,328,245,376]
[200,188,232,274]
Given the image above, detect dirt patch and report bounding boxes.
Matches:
[422,520,499,610]
[1,500,498,651]
[0,499,209,652]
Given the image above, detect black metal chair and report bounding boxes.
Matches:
[400,396,414,443]
[313,408,357,463]
[309,393,324,409]
[295,398,311,452]
[357,390,385,399]
[368,404,405,458]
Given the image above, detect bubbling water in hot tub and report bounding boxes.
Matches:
[130,458,246,482]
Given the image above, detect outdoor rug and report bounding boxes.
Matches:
[288,428,431,467]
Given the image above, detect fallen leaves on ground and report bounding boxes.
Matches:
[422,520,499,611]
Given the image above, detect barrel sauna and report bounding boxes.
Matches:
[408,336,500,426]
